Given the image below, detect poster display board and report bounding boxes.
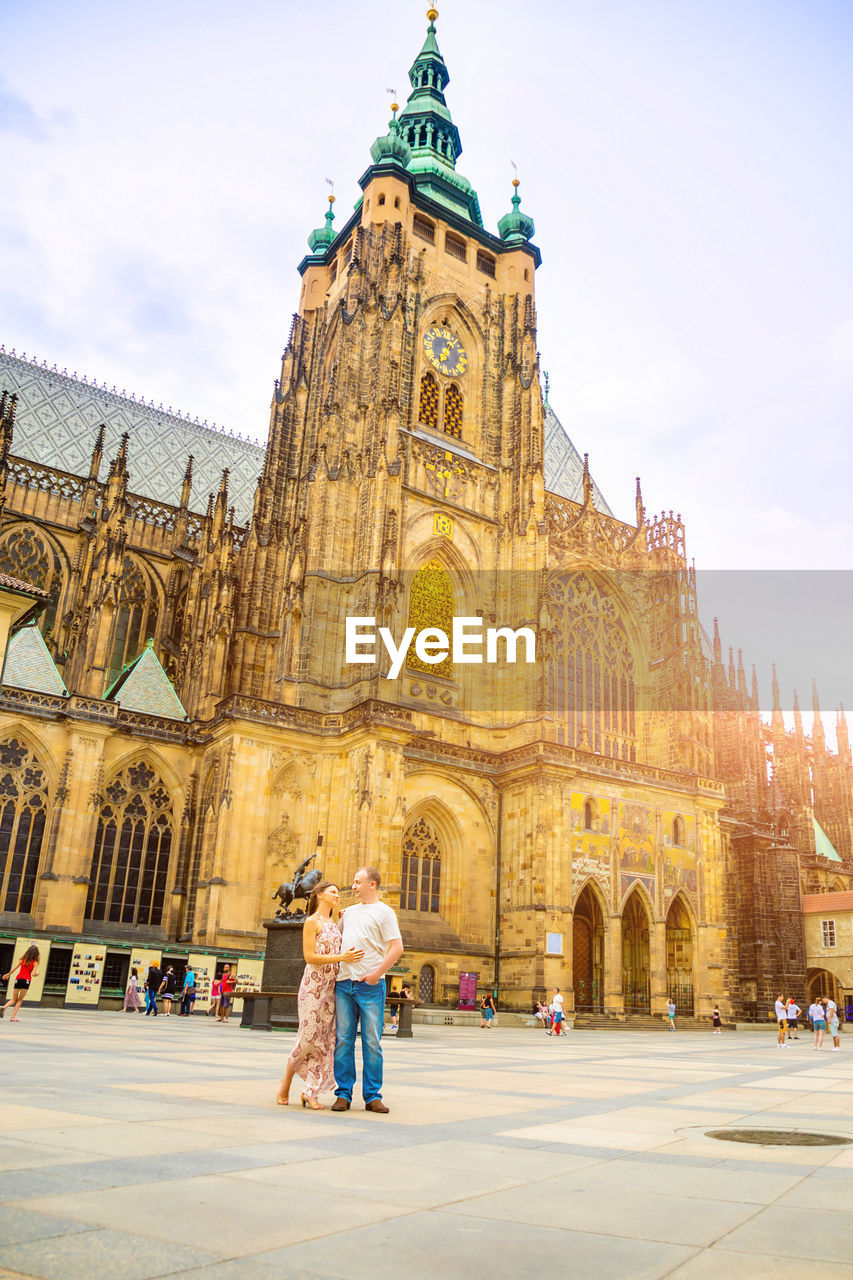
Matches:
[458,971,478,1009]
[65,942,106,1006]
[187,953,216,1011]
[232,957,264,1015]
[5,936,51,1004]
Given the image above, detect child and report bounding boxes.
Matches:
[712,1005,722,1034]
[667,998,677,1031]
[208,977,222,1017]
[1,945,40,1022]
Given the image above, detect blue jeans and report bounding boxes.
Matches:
[334,979,386,1103]
[145,989,158,1015]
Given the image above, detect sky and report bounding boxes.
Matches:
[1,0,852,718]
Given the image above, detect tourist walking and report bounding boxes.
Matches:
[332,866,404,1114]
[712,1004,722,1034]
[808,998,826,1049]
[276,881,363,1109]
[1,945,40,1022]
[786,998,801,1040]
[774,994,788,1048]
[550,988,566,1036]
[158,966,178,1016]
[180,966,196,1015]
[824,997,841,1051]
[217,965,236,1023]
[122,967,144,1012]
[144,962,162,1016]
[667,997,677,1031]
[480,992,496,1029]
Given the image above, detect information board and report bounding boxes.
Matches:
[458,971,478,1009]
[65,942,106,1006]
[232,957,264,1015]
[5,936,51,1004]
[128,949,162,1000]
[187,953,216,1011]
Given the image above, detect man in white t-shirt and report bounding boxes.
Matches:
[332,866,403,1113]
[774,994,788,1048]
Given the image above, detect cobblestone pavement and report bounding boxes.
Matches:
[0,1012,851,1279]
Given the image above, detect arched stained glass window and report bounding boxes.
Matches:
[0,526,64,641]
[84,761,173,928]
[443,382,463,439]
[0,738,49,914]
[545,573,636,759]
[405,560,454,679]
[402,816,442,913]
[418,372,439,431]
[106,557,159,690]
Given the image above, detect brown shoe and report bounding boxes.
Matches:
[330,1097,351,1111]
[365,1099,389,1114]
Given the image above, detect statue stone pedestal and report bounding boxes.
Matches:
[243,918,304,1032]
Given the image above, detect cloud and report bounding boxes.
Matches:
[0,80,70,141]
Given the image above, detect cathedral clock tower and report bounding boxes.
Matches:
[231,6,545,715]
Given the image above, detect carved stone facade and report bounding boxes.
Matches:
[0,18,850,1016]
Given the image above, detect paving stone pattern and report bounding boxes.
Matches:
[0,1013,851,1279]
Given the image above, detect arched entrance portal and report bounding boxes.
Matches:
[807,968,843,1009]
[665,897,694,1015]
[573,884,605,1012]
[622,892,651,1013]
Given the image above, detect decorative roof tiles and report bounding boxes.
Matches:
[105,641,188,720]
[0,349,264,525]
[1,623,67,696]
[544,404,612,513]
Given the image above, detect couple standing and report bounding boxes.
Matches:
[277,866,403,1112]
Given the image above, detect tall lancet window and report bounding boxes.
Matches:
[406,561,454,680]
[443,383,463,440]
[418,372,439,431]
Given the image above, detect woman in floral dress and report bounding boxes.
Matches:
[276,881,363,1110]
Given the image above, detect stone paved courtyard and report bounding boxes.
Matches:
[0,1012,852,1279]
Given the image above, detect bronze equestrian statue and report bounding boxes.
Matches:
[272,852,323,920]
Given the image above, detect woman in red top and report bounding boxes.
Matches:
[1,945,40,1022]
[217,965,235,1023]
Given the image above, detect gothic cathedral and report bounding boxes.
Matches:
[0,11,850,1017]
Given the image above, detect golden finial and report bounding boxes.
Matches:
[512,178,520,188]
[427,6,438,21]
[328,194,336,205]
[391,102,399,113]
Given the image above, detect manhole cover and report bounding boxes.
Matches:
[705,1129,852,1147]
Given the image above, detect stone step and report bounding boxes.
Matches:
[573,1013,717,1032]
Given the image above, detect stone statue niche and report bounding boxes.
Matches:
[271,845,324,922]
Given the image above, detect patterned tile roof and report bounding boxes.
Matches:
[0,349,265,525]
[544,403,612,514]
[1,623,67,696]
[105,642,187,720]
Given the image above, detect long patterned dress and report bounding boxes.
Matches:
[287,916,341,1096]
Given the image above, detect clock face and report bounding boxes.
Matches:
[423,326,468,377]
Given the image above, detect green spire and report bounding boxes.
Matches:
[498,178,536,245]
[396,7,482,226]
[370,101,412,169]
[307,194,336,253]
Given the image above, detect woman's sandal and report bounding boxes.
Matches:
[301,1093,323,1111]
